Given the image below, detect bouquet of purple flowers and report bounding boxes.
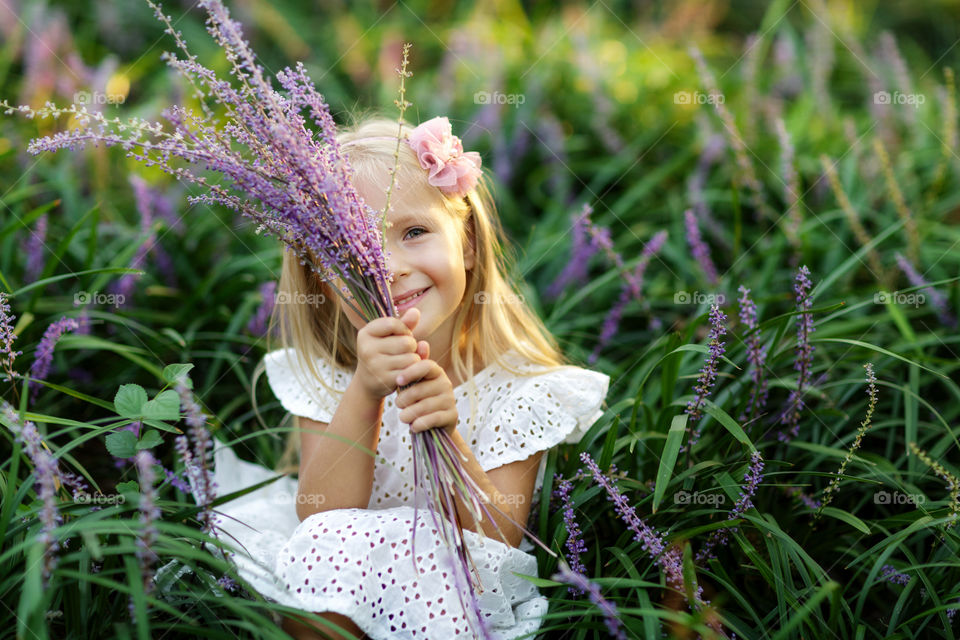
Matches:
[2,2,556,636]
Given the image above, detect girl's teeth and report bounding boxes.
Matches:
[398,290,423,304]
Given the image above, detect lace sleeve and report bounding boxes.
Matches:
[472,366,610,474]
[262,348,351,423]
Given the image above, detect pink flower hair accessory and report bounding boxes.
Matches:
[406,116,482,197]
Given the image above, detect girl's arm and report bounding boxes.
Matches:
[445,431,543,548]
[294,378,384,522]
[295,309,422,522]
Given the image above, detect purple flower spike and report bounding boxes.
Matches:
[0,292,21,382]
[551,563,627,640]
[894,253,958,330]
[2,400,63,586]
[553,476,588,596]
[29,316,80,401]
[588,230,667,364]
[246,281,277,336]
[696,451,764,564]
[173,378,218,534]
[25,214,48,283]
[778,266,815,442]
[685,208,719,286]
[131,450,161,622]
[547,204,601,299]
[737,285,769,425]
[880,564,911,586]
[579,452,702,607]
[684,304,728,451]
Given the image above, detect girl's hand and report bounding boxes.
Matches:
[354,308,428,400]
[395,342,458,437]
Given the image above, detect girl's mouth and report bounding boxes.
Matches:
[394,287,430,312]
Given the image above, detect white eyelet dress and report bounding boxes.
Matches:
[212,347,610,639]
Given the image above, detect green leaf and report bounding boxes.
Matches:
[136,430,164,451]
[702,400,756,452]
[652,414,686,513]
[818,506,871,534]
[105,430,138,459]
[142,389,181,420]
[681,540,699,606]
[114,385,148,420]
[162,363,194,386]
[116,480,140,496]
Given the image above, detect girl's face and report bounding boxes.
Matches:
[337,174,474,360]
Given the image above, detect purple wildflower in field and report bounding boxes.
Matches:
[786,486,822,511]
[880,564,911,586]
[775,119,802,252]
[894,253,958,330]
[129,174,179,287]
[217,574,239,593]
[25,214,48,283]
[778,266,815,442]
[246,281,277,336]
[553,475,588,596]
[684,209,719,285]
[0,292,21,382]
[29,316,80,401]
[131,450,161,621]
[174,378,217,533]
[684,305,728,451]
[2,400,62,586]
[737,286,769,425]
[696,451,765,564]
[588,231,667,364]
[579,452,698,606]
[164,466,192,494]
[688,130,729,249]
[551,563,627,640]
[10,0,395,321]
[547,204,601,299]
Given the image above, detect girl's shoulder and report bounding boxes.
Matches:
[262,347,352,423]
[485,348,610,395]
[465,348,611,472]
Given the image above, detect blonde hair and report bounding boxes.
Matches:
[253,114,578,473]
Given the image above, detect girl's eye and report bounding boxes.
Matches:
[404,227,426,240]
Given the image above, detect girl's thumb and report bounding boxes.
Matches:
[417,340,430,360]
[401,307,420,331]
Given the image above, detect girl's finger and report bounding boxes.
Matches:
[396,375,446,409]
[409,409,458,434]
[385,353,421,373]
[365,316,413,338]
[398,395,450,425]
[379,334,418,356]
[396,358,441,386]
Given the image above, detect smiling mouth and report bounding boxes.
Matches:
[394,287,429,307]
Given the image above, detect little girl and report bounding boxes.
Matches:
[212,115,610,640]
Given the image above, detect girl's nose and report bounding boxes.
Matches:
[385,248,410,278]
